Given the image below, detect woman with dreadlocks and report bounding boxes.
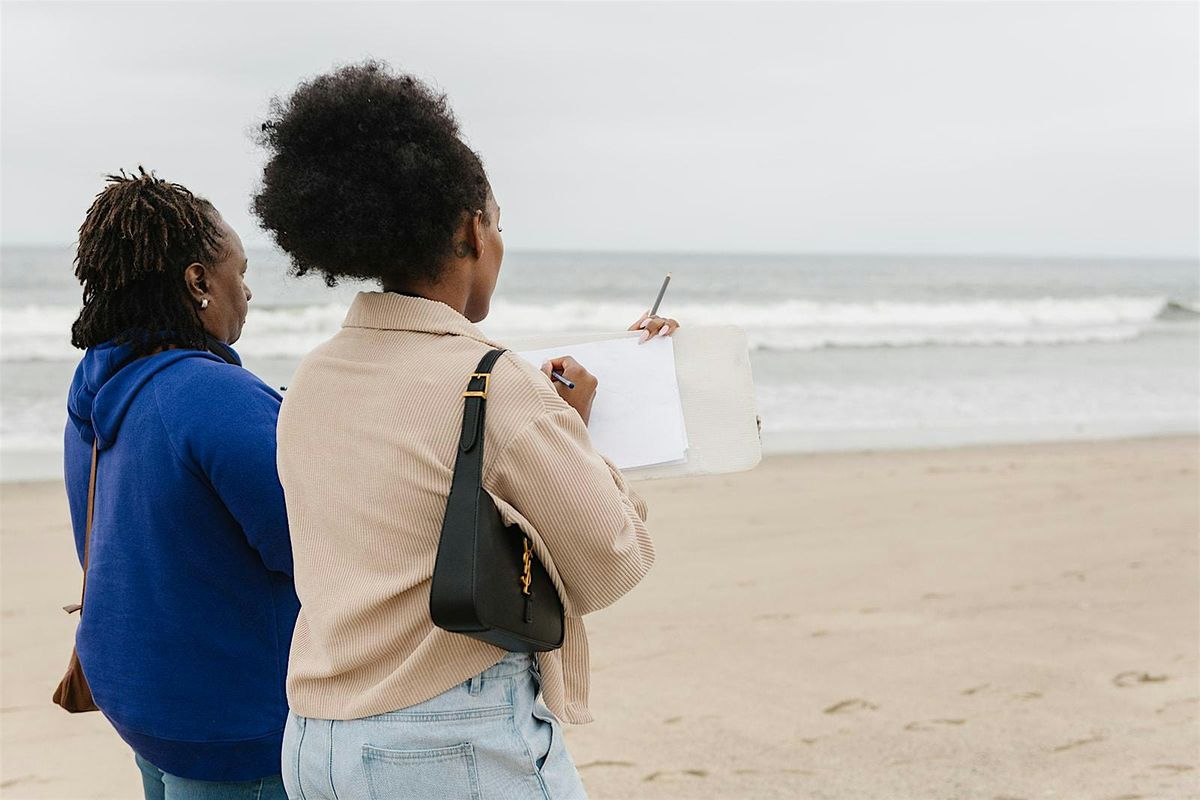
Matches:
[63,168,294,799]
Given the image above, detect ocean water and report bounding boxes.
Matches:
[1,246,1197,481]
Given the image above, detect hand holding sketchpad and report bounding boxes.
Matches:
[504,326,761,480]
[516,336,688,470]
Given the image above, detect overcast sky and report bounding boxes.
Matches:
[2,1,1196,258]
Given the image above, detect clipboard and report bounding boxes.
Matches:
[501,325,762,479]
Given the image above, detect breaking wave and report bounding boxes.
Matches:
[0,294,1186,362]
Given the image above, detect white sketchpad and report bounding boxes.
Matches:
[515,336,689,471]
[501,325,762,480]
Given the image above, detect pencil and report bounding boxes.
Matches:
[551,371,575,389]
[650,272,671,317]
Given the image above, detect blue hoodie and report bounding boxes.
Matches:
[64,340,299,782]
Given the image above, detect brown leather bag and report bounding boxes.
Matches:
[52,439,99,713]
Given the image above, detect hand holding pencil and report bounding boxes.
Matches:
[540,272,681,425]
[629,273,681,344]
[539,356,598,425]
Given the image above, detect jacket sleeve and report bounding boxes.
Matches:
[486,406,653,616]
[598,452,649,522]
[162,371,294,576]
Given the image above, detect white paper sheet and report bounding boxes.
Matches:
[516,335,689,470]
[504,326,760,479]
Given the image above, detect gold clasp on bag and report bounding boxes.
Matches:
[520,538,533,596]
[463,373,490,399]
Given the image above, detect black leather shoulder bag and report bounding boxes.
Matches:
[430,348,565,652]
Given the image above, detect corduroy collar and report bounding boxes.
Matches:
[341,291,504,348]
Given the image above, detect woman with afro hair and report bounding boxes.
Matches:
[255,61,678,799]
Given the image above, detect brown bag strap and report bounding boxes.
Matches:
[62,439,98,615]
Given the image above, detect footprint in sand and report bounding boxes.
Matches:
[823,698,878,714]
[0,776,50,790]
[1052,733,1105,752]
[903,718,966,731]
[1113,671,1170,687]
[577,760,634,770]
[642,769,709,782]
[960,684,1042,700]
[1155,696,1199,714]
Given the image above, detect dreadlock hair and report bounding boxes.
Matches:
[71,167,225,357]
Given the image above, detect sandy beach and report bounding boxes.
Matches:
[2,436,1197,800]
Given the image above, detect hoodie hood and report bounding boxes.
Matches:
[67,340,241,450]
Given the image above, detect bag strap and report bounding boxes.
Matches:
[63,439,98,615]
[457,348,506,459]
[444,348,507,535]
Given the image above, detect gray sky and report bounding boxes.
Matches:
[2,1,1196,257]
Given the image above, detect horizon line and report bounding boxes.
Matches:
[1,241,1197,264]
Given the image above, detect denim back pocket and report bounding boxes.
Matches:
[362,742,481,800]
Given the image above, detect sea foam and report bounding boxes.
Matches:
[0,295,1178,362]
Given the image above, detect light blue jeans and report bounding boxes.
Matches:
[136,753,286,800]
[281,652,587,800]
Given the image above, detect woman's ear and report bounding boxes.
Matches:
[468,209,485,260]
[183,262,208,302]
[454,211,485,260]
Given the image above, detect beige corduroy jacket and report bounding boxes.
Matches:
[276,291,654,724]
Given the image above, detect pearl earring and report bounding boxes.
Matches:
[200,298,209,310]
